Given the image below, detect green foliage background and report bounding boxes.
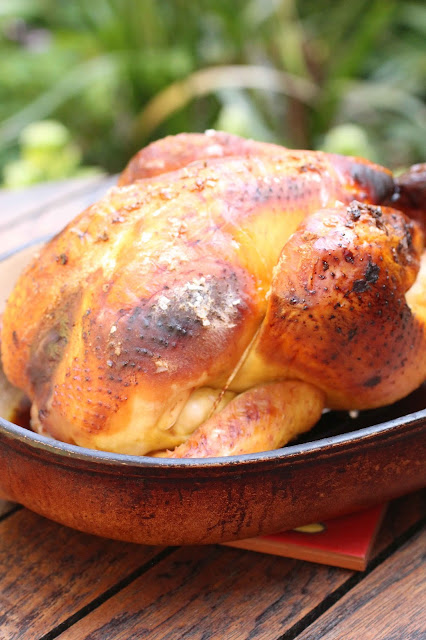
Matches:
[0,0,425,182]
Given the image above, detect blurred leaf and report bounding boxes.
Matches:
[134,64,318,140]
[399,3,426,35]
[327,0,397,81]
[2,119,100,187]
[3,159,43,188]
[0,55,120,147]
[320,124,376,161]
[0,0,424,177]
[341,81,426,130]
[0,0,38,19]
[214,90,277,141]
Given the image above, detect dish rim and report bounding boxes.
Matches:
[1,409,425,470]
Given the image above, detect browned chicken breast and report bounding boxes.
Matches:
[1,132,425,457]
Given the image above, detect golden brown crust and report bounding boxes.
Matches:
[247,202,425,409]
[1,132,422,456]
[118,131,285,185]
[118,132,395,206]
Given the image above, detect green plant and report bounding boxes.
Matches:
[3,120,101,187]
[0,0,424,184]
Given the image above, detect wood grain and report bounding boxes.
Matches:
[0,509,164,640]
[371,490,426,557]
[297,526,426,640]
[54,492,425,640]
[56,543,352,640]
[0,175,115,257]
[0,175,105,227]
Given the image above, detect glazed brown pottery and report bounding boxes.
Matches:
[0,245,425,545]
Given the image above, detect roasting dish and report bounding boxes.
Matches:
[0,240,425,545]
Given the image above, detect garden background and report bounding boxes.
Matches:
[0,0,425,187]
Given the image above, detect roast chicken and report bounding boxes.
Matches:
[1,131,425,457]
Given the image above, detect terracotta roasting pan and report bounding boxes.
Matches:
[0,244,425,545]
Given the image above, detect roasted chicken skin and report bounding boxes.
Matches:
[1,132,425,457]
[388,163,426,234]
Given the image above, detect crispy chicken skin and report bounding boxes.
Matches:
[388,163,426,234]
[118,130,279,185]
[232,202,425,409]
[1,132,425,457]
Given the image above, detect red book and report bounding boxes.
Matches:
[225,504,386,571]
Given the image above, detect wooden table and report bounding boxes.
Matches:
[0,177,425,640]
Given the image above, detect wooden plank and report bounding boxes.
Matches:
[296,527,426,640]
[0,509,164,640]
[54,492,425,640]
[56,543,353,640]
[0,492,412,640]
[0,175,106,227]
[0,176,116,257]
[371,490,425,557]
